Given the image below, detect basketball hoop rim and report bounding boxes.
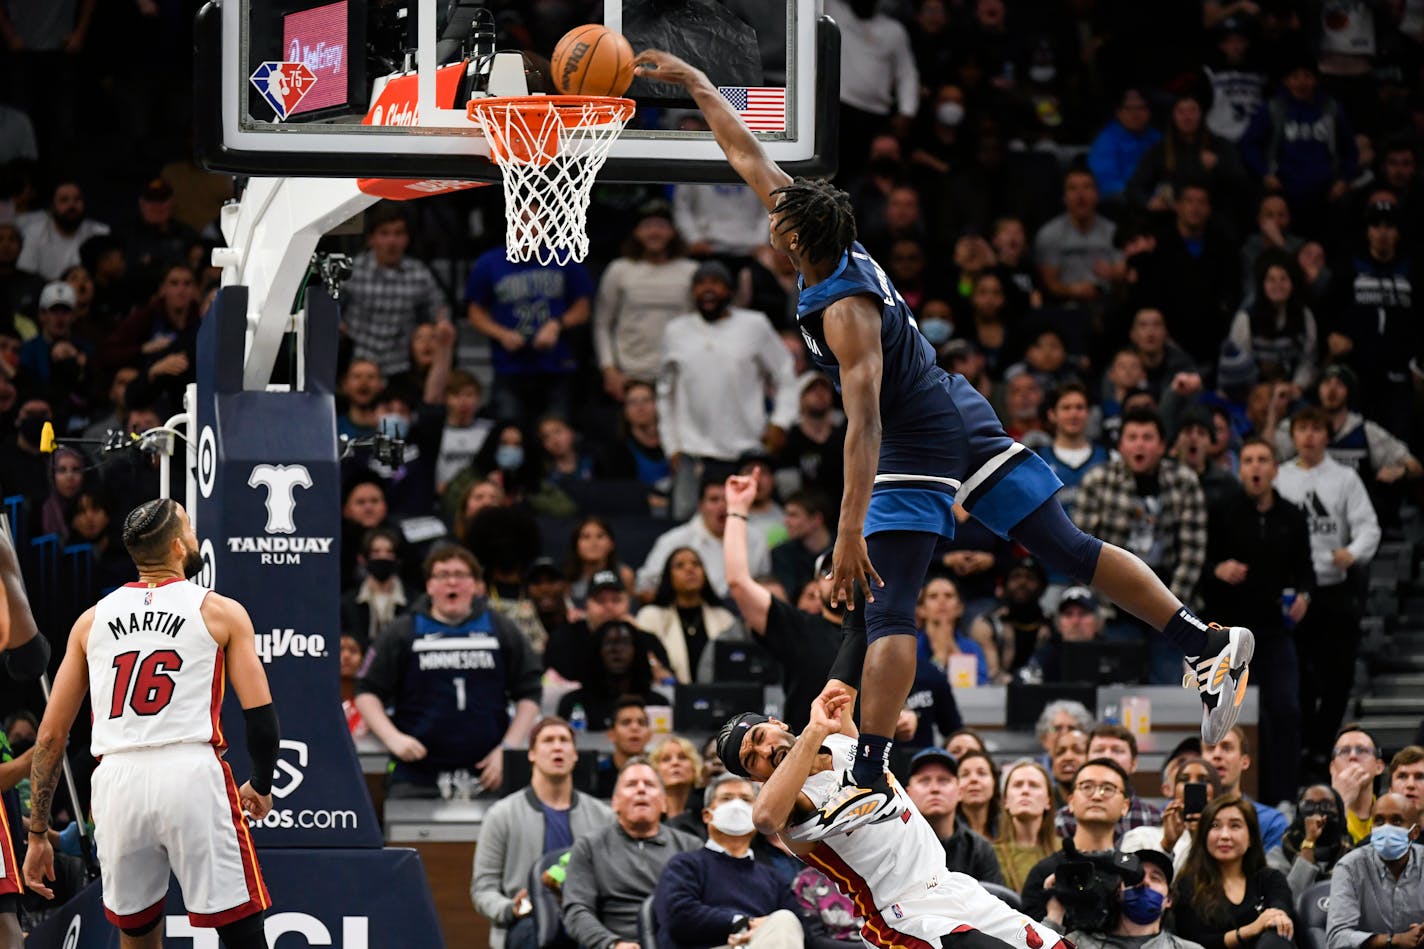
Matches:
[466,95,636,127]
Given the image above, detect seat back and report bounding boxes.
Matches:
[1298,879,1332,949]
[638,894,658,949]
[981,881,1025,914]
[530,847,570,949]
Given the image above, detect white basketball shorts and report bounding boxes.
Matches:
[91,743,269,930]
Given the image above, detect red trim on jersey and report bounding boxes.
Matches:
[210,646,227,751]
[803,843,937,949]
[123,577,188,588]
[211,752,270,923]
[0,804,20,897]
[104,895,166,929]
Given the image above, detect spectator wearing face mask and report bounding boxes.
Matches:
[1042,846,1202,949]
[1325,794,1424,949]
[652,773,806,949]
[1269,785,1354,899]
[341,526,410,644]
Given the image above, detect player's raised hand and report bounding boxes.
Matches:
[239,781,273,821]
[809,687,850,736]
[828,532,883,609]
[632,50,703,88]
[23,830,56,899]
[724,473,757,514]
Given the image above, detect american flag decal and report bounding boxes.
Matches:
[718,86,787,131]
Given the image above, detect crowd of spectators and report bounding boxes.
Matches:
[5,0,1424,946]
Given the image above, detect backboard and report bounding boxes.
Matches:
[194,0,839,183]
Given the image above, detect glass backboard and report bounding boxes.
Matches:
[194,0,838,183]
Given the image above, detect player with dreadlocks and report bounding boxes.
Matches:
[634,49,1254,819]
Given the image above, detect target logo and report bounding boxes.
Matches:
[197,426,217,498]
[195,538,217,590]
[62,916,81,949]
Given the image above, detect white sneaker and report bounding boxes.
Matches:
[1184,624,1255,746]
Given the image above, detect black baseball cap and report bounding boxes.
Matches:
[693,260,734,287]
[1166,736,1202,765]
[909,747,958,777]
[717,711,771,778]
[1134,846,1175,886]
[1007,555,1047,587]
[1057,586,1099,613]
[526,557,561,582]
[1322,363,1358,389]
[1366,201,1399,227]
[588,569,624,596]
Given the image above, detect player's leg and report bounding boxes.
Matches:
[118,918,163,949]
[91,757,172,946]
[167,751,271,939]
[0,896,21,949]
[1007,496,1253,744]
[217,911,270,949]
[851,530,940,789]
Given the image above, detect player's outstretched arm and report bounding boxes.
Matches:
[751,690,849,836]
[24,609,92,898]
[632,50,792,210]
[206,594,278,819]
[823,297,886,607]
[723,474,773,633]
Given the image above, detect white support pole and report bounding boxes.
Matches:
[213,177,378,391]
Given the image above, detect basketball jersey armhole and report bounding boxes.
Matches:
[197,588,226,650]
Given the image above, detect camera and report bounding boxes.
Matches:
[1051,841,1143,933]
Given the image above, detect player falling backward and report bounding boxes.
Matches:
[634,48,1254,800]
[718,659,1065,949]
[23,499,280,949]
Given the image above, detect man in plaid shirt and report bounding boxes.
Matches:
[341,203,448,378]
[1073,407,1209,684]
[1055,723,1164,839]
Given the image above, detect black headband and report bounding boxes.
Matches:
[716,712,771,779]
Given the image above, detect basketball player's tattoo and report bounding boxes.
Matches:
[26,736,61,833]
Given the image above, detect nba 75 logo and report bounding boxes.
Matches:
[249,62,318,121]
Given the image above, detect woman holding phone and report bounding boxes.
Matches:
[1152,756,1224,873]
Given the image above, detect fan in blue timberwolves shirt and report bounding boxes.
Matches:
[635,49,1256,812]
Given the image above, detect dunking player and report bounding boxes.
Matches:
[634,49,1254,804]
[24,499,279,949]
[716,652,1062,949]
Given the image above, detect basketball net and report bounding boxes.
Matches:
[467,95,635,266]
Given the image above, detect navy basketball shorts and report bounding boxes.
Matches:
[863,373,1064,643]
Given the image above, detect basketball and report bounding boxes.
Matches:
[551,24,636,97]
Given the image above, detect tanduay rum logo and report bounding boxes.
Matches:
[227,464,333,564]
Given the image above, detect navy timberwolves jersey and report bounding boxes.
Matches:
[796,243,946,428]
[397,611,510,770]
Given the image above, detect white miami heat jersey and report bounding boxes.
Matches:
[88,579,225,757]
[787,734,1058,949]
[787,734,944,909]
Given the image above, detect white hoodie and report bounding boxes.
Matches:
[1274,454,1381,586]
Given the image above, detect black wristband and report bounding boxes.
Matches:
[5,633,51,681]
[243,703,281,796]
[727,512,748,520]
